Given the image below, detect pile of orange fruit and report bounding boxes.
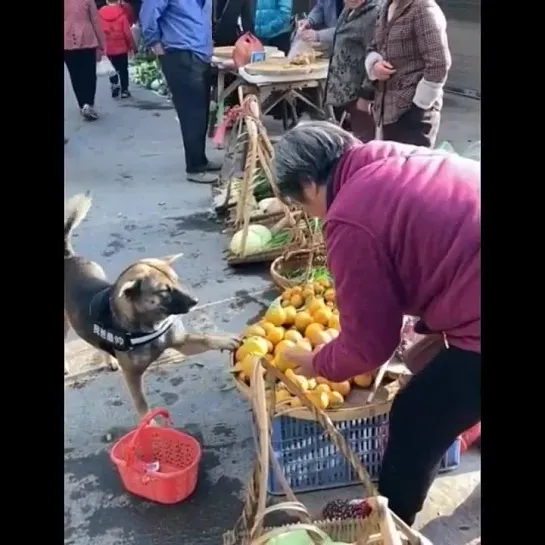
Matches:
[231,280,375,411]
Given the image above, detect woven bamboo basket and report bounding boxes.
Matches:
[226,212,308,266]
[222,360,432,545]
[224,95,311,266]
[270,246,328,292]
[228,352,406,422]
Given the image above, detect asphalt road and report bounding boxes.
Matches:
[64,71,481,545]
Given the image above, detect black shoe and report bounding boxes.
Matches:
[111,84,121,99]
[120,90,132,99]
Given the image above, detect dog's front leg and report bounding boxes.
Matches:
[171,332,241,356]
[116,354,150,418]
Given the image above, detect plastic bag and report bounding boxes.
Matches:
[287,35,315,62]
[435,140,457,154]
[232,32,264,67]
[436,140,481,162]
[130,24,142,49]
[96,56,116,77]
[461,140,481,162]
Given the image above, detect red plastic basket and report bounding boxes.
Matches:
[110,408,202,504]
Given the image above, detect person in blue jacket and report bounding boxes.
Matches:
[254,0,293,54]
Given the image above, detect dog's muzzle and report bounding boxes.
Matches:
[167,292,198,315]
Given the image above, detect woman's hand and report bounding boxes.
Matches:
[283,345,326,378]
[297,18,311,32]
[152,43,165,56]
[300,29,318,43]
[283,348,317,378]
[373,60,396,81]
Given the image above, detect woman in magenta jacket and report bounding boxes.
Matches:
[274,121,480,526]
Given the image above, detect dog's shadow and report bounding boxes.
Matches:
[420,483,481,544]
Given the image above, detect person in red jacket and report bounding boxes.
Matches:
[98,0,135,98]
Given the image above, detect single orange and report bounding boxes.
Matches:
[274,339,296,357]
[313,307,333,326]
[353,374,373,388]
[260,321,277,334]
[289,293,304,309]
[266,326,285,345]
[296,339,313,352]
[324,288,336,302]
[313,281,325,295]
[264,306,287,327]
[283,305,298,325]
[285,329,304,343]
[307,297,326,316]
[242,324,266,338]
[294,311,314,332]
[328,314,340,330]
[302,287,315,300]
[305,323,326,346]
[330,380,351,396]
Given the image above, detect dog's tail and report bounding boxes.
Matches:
[65,191,92,257]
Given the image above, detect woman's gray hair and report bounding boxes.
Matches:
[273,121,359,200]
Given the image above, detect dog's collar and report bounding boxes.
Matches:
[89,287,177,352]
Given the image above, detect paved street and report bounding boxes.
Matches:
[64,70,481,545]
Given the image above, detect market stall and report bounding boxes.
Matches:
[211,48,332,134]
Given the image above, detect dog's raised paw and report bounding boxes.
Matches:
[102,353,119,371]
[211,335,242,352]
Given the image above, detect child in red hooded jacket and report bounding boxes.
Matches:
[98,0,135,98]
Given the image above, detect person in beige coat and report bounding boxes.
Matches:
[365,0,451,147]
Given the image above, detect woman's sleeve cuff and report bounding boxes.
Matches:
[413,79,443,109]
[365,52,383,81]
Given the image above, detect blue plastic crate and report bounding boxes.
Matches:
[267,413,461,495]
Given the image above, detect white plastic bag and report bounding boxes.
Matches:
[287,35,315,62]
[96,56,116,77]
[436,140,481,162]
[131,24,142,49]
[461,141,481,162]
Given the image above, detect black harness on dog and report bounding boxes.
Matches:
[89,287,175,356]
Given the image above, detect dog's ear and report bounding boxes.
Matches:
[118,279,142,299]
[160,253,184,265]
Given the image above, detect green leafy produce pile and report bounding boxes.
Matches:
[129,53,169,96]
[285,265,331,284]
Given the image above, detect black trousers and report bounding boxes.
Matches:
[382,104,441,148]
[64,48,98,109]
[108,53,130,92]
[378,345,481,525]
[159,50,211,173]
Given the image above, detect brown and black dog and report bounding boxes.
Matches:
[64,192,241,417]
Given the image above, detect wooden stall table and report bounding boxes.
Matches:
[209,47,285,137]
[238,58,333,131]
